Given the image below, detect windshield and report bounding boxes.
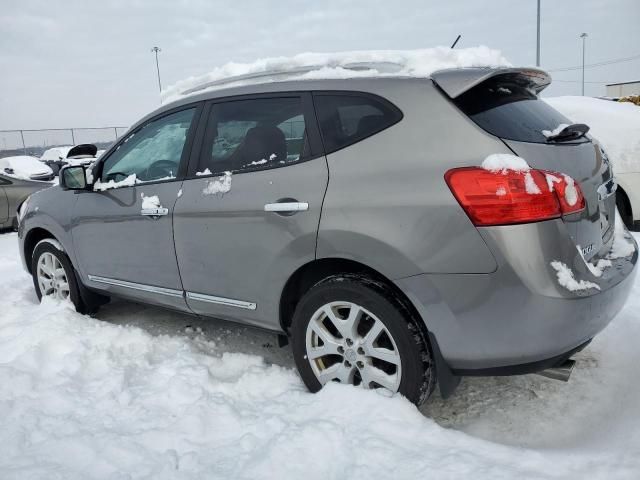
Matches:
[454,74,588,144]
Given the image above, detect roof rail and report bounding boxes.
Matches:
[182,61,405,95]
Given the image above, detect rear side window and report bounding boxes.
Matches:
[313,93,402,154]
[195,96,310,175]
[453,74,583,144]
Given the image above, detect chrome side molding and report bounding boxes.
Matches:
[87,275,183,298]
[186,291,257,310]
[87,275,257,310]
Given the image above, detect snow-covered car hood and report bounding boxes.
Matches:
[0,155,54,181]
[544,96,640,174]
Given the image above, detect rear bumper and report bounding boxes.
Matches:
[395,220,638,372]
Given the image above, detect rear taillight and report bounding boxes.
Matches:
[445,167,585,226]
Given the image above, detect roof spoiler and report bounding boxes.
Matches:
[431,67,551,99]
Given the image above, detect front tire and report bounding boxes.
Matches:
[31,241,90,314]
[291,274,436,405]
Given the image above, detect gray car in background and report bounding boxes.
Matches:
[0,173,51,230]
[17,66,638,404]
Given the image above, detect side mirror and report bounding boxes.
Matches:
[60,165,89,190]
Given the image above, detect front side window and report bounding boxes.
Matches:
[101,108,196,183]
[313,93,402,154]
[196,97,308,175]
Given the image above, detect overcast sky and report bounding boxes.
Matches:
[1,0,638,136]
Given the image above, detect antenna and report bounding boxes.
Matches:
[451,35,461,49]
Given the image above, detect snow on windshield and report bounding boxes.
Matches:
[544,97,640,174]
[163,46,511,102]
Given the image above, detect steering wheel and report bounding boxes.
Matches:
[143,160,178,181]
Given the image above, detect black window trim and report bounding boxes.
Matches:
[91,101,205,190]
[184,91,324,179]
[311,90,404,155]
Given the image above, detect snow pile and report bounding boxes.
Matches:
[93,173,139,192]
[202,171,232,195]
[1,233,640,478]
[609,210,637,259]
[482,153,530,173]
[545,97,640,173]
[585,257,612,278]
[482,153,541,195]
[541,123,570,139]
[141,193,161,210]
[0,155,53,181]
[550,261,600,291]
[163,46,511,101]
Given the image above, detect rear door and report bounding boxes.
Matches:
[173,93,327,330]
[72,104,202,310]
[445,71,616,259]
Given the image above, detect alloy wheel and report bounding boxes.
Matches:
[36,252,70,301]
[305,301,402,392]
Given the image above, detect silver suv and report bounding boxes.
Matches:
[18,67,638,404]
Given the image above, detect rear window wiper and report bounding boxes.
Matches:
[543,123,590,142]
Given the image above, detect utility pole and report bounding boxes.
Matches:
[151,46,162,98]
[536,0,541,66]
[580,33,588,95]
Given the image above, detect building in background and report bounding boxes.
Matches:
[606,81,640,98]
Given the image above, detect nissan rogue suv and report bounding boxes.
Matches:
[18,66,638,404]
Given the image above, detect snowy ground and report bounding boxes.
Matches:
[1,231,639,479]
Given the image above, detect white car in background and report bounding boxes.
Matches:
[0,155,55,182]
[545,96,640,230]
[40,144,103,175]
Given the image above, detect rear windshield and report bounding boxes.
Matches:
[453,74,587,144]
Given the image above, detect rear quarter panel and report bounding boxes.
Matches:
[317,79,513,278]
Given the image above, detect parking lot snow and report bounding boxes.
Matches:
[1,232,639,479]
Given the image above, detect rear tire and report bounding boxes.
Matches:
[616,189,634,230]
[291,274,436,405]
[31,241,93,314]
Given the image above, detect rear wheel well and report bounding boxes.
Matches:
[24,228,56,274]
[279,258,425,337]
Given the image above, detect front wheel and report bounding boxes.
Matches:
[291,275,436,405]
[31,240,90,314]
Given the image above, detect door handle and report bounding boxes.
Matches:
[141,207,169,218]
[264,202,309,214]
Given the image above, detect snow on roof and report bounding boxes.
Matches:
[40,146,73,161]
[163,46,511,102]
[545,96,640,174]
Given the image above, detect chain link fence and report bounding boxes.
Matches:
[0,127,129,159]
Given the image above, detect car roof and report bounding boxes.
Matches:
[130,66,550,134]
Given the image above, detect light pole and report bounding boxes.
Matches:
[580,33,588,96]
[151,46,162,98]
[536,0,541,66]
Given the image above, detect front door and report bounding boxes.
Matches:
[173,94,328,329]
[72,105,201,310]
